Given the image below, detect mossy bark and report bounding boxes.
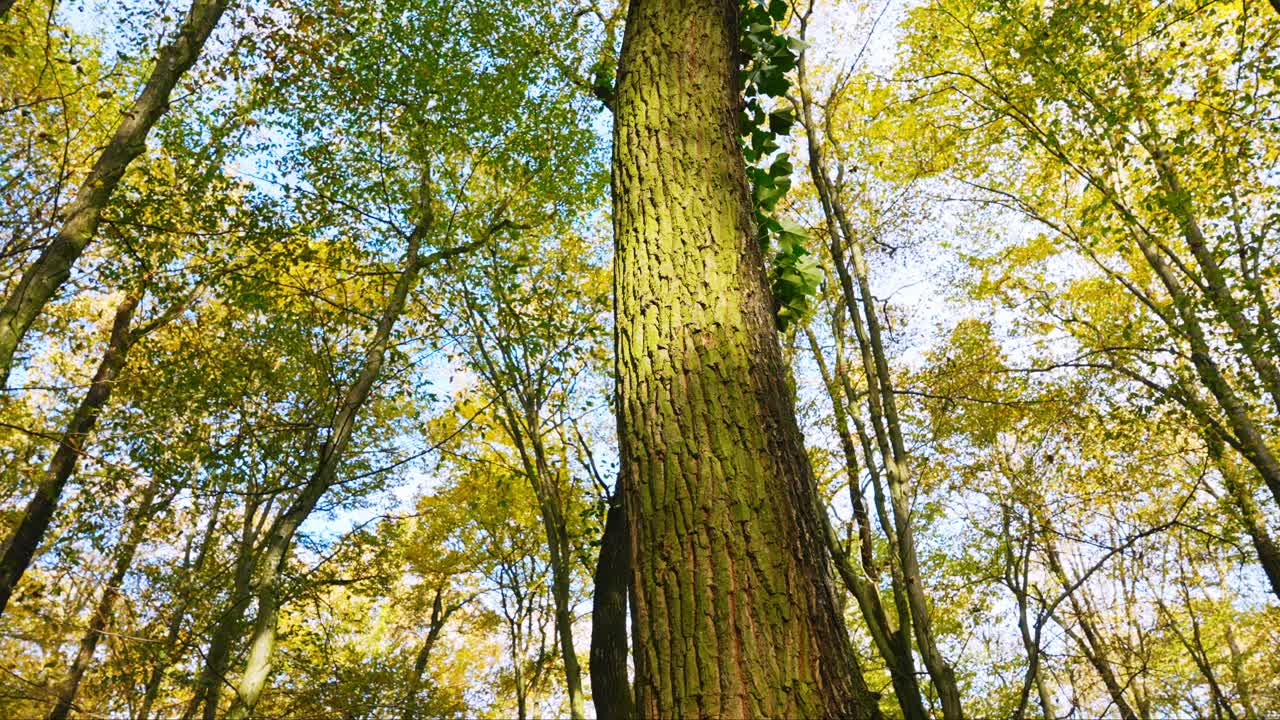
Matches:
[611,0,879,716]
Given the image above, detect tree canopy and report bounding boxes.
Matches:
[0,0,1277,717]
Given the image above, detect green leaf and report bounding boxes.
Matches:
[776,217,808,240]
[768,109,795,135]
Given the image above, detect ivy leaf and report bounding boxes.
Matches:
[776,217,808,240]
[768,109,795,135]
[759,73,791,97]
[794,253,823,290]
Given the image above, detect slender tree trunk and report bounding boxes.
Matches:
[0,0,229,387]
[46,479,164,720]
[536,469,587,720]
[611,0,879,715]
[136,493,223,720]
[225,229,474,719]
[1137,133,1280,417]
[457,292,589,720]
[226,534,289,720]
[1003,510,1054,720]
[1156,597,1239,720]
[1224,625,1259,720]
[509,427,587,720]
[1210,438,1280,601]
[0,292,141,619]
[793,40,962,719]
[589,492,634,720]
[190,501,262,720]
[1041,534,1138,720]
[805,327,875,574]
[805,329,928,720]
[839,190,964,720]
[403,587,453,718]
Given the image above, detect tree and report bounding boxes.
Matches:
[0,284,192,619]
[447,222,609,720]
[899,0,1280,597]
[610,0,879,715]
[0,0,229,386]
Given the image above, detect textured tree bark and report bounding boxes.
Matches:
[611,0,880,716]
[0,0,229,388]
[590,492,634,720]
[46,479,164,720]
[0,293,141,619]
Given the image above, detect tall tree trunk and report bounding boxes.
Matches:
[1041,532,1138,720]
[0,292,141,619]
[0,0,229,387]
[486,404,587,720]
[46,478,165,720]
[190,497,265,720]
[403,587,455,717]
[1135,130,1280,418]
[589,491,634,720]
[224,228,475,719]
[135,493,223,720]
[611,0,879,716]
[1002,508,1054,720]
